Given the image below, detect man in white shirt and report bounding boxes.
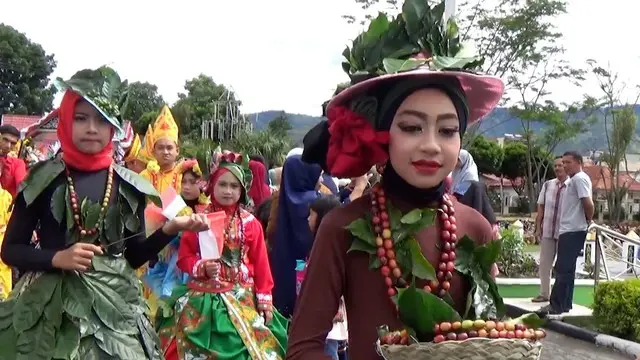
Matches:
[538,151,594,315]
[532,156,569,302]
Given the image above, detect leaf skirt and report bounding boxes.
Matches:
[156,283,288,360]
[0,255,163,360]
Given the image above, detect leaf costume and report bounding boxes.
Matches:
[156,154,288,360]
[0,67,176,360]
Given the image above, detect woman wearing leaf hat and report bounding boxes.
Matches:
[156,152,288,360]
[0,66,209,359]
[286,0,505,358]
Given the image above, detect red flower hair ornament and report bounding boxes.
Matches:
[326,106,389,178]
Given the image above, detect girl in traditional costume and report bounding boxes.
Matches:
[286,1,504,358]
[0,67,209,359]
[157,152,288,360]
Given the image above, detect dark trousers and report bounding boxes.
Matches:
[550,231,587,312]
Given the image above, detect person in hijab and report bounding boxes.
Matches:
[249,154,270,185]
[451,149,479,198]
[450,151,499,237]
[156,153,288,360]
[0,67,208,359]
[248,159,272,207]
[286,3,504,357]
[269,154,322,318]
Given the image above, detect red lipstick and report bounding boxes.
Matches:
[412,160,441,175]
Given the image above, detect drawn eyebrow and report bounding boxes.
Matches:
[396,109,458,122]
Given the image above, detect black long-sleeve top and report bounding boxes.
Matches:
[0,168,173,273]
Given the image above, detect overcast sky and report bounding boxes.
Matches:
[2,0,639,115]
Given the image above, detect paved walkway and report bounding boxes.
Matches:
[541,330,632,359]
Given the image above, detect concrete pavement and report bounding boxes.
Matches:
[541,330,632,359]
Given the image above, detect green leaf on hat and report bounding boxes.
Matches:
[383,58,426,74]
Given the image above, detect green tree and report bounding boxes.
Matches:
[124,81,165,132]
[467,135,503,175]
[172,74,243,140]
[227,131,290,168]
[587,61,640,222]
[0,24,57,115]
[267,111,293,138]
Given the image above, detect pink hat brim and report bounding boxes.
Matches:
[328,69,504,124]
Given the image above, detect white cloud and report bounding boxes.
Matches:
[2,0,640,117]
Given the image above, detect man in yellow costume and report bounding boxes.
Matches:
[0,167,13,299]
[138,106,183,317]
[140,105,183,193]
[123,133,146,174]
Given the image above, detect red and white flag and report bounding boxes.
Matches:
[160,187,187,220]
[199,212,226,260]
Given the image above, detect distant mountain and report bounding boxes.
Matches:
[248,105,640,154]
[246,111,322,145]
[473,105,640,154]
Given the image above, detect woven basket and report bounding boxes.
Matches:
[377,338,542,360]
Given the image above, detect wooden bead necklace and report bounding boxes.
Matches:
[66,165,114,237]
[370,184,458,301]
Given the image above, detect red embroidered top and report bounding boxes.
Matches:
[177,209,274,302]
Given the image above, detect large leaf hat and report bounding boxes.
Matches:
[302,0,504,178]
[53,66,130,132]
[330,0,503,123]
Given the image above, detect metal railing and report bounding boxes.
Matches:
[588,223,640,288]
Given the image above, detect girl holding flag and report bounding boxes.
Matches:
[157,152,288,360]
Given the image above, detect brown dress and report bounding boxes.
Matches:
[285,193,494,360]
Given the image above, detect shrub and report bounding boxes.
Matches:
[496,228,539,278]
[592,279,640,342]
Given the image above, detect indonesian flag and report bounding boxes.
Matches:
[144,187,188,236]
[161,187,187,220]
[199,212,226,260]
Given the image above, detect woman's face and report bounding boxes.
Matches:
[388,88,461,189]
[72,100,113,154]
[308,209,318,232]
[213,171,242,206]
[181,172,201,201]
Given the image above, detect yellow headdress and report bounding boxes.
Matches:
[137,124,155,164]
[151,105,179,146]
[124,134,141,163]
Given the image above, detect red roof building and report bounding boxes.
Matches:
[582,165,640,192]
[1,114,41,130]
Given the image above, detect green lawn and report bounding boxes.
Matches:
[498,284,594,308]
[524,244,540,253]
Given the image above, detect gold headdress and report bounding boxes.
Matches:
[151,105,179,146]
[124,134,142,163]
[138,124,155,164]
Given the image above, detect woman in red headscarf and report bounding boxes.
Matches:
[248,159,271,208]
[0,67,209,359]
[156,153,288,360]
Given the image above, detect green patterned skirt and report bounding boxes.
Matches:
[0,255,162,360]
[156,282,288,360]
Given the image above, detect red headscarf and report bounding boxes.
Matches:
[248,160,270,206]
[57,90,114,171]
[208,167,239,215]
